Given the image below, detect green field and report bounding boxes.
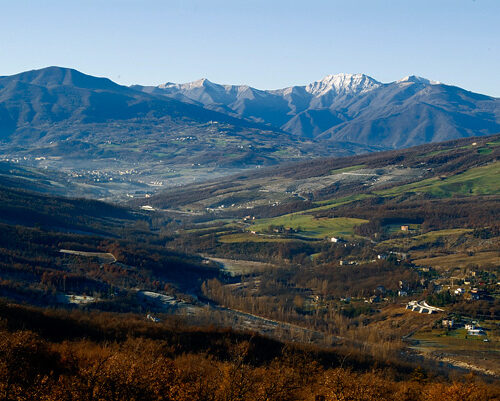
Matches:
[411,250,500,270]
[329,164,366,174]
[314,193,373,208]
[420,148,454,158]
[218,232,297,243]
[412,327,498,349]
[250,214,368,239]
[478,147,493,154]
[376,162,500,197]
[412,228,473,241]
[378,228,473,249]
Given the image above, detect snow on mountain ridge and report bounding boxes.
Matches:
[305,73,382,97]
[159,78,218,90]
[157,73,444,96]
[158,73,443,99]
[397,75,441,85]
[159,73,383,98]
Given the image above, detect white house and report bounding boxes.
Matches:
[468,329,486,336]
[146,314,161,323]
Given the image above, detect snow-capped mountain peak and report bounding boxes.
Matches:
[397,75,440,85]
[159,78,216,90]
[305,73,381,97]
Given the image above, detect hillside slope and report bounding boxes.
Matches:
[143,133,500,213]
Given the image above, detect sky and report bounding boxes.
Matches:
[1,0,499,96]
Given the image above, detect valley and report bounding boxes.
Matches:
[1,66,499,203]
[0,133,497,384]
[141,134,500,376]
[2,1,500,398]
[0,67,498,399]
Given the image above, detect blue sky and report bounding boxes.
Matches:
[1,0,499,96]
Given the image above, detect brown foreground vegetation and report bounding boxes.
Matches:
[0,302,498,401]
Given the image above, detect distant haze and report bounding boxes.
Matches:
[0,0,499,97]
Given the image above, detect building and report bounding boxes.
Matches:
[401,225,409,231]
[468,329,486,336]
[146,314,161,323]
[390,251,408,260]
[442,319,454,328]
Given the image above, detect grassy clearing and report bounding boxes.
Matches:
[413,228,473,241]
[329,164,366,174]
[205,256,275,275]
[379,228,473,249]
[421,148,454,158]
[376,162,500,197]
[273,147,297,156]
[384,223,421,234]
[412,321,500,349]
[183,225,233,234]
[410,326,500,376]
[218,233,296,243]
[313,193,373,208]
[250,214,367,239]
[411,251,500,270]
[412,328,498,349]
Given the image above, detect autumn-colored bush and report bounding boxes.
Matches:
[0,304,498,401]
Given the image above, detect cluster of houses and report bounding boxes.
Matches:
[442,319,487,337]
[377,251,408,261]
[269,225,298,234]
[454,286,487,300]
[339,260,357,266]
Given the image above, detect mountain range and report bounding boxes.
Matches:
[0,67,266,142]
[0,67,498,170]
[135,73,500,149]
